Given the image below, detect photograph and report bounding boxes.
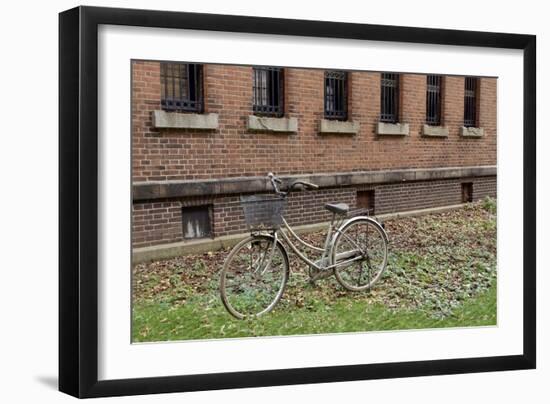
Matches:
[130,60,497,343]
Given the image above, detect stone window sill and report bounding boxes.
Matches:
[319,119,359,135]
[376,122,409,136]
[152,110,219,130]
[247,115,298,133]
[422,124,449,137]
[460,126,484,138]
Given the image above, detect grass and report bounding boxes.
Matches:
[132,282,496,341]
[132,199,497,342]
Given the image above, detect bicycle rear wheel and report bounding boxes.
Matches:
[332,217,388,291]
[220,235,289,319]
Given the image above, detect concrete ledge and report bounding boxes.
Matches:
[460,126,484,138]
[133,166,497,200]
[152,110,219,130]
[422,124,449,137]
[132,203,469,263]
[319,119,359,135]
[377,122,409,136]
[247,115,298,133]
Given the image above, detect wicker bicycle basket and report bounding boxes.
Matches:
[240,194,287,231]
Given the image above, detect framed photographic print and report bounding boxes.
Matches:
[59,6,536,398]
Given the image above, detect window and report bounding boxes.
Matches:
[464,77,479,127]
[380,73,400,123]
[253,67,284,117]
[324,71,348,120]
[160,62,203,113]
[426,75,442,126]
[182,205,212,239]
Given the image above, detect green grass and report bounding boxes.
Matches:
[132,199,497,342]
[132,282,496,342]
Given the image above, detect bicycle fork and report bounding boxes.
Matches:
[253,232,279,276]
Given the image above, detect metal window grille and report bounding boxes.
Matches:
[253,67,284,117]
[380,73,399,123]
[324,71,348,120]
[160,62,203,113]
[426,75,442,125]
[464,77,478,127]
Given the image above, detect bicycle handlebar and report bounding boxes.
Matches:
[290,180,319,191]
[267,173,319,195]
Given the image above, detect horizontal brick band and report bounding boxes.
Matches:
[133,165,496,201]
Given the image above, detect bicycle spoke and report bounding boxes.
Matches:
[221,236,288,319]
[333,219,387,291]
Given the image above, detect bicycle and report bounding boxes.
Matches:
[220,173,389,319]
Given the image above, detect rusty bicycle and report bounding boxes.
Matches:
[220,173,388,319]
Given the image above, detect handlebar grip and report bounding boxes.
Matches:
[302,181,319,190]
[291,180,319,190]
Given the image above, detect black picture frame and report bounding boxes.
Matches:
[59,6,536,398]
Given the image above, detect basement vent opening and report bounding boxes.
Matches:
[182,205,212,239]
[357,190,375,215]
[461,183,473,203]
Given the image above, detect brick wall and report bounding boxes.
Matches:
[132,199,183,247]
[374,177,496,215]
[131,61,497,249]
[131,62,497,182]
[132,176,496,248]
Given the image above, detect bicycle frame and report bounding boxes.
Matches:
[275,215,367,272]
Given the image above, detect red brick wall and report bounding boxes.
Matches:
[132,177,496,248]
[131,62,497,182]
[374,177,496,215]
[132,199,182,247]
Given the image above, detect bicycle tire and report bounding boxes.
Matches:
[331,217,388,291]
[220,234,289,319]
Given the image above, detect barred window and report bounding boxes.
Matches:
[464,77,479,127]
[160,62,203,113]
[253,67,284,117]
[380,73,400,123]
[324,71,348,120]
[426,75,442,126]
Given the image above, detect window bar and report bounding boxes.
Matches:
[334,74,337,116]
[384,76,387,121]
[324,71,347,120]
[389,75,393,122]
[464,77,477,127]
[171,63,176,109]
[336,76,340,116]
[196,64,200,109]
[390,76,394,122]
[390,76,394,121]
[395,75,399,123]
[392,75,396,122]
[278,68,283,117]
[253,68,256,110]
[427,76,434,124]
[338,75,342,116]
[161,63,166,109]
[254,68,257,112]
[426,75,441,125]
[270,68,274,114]
[191,64,195,109]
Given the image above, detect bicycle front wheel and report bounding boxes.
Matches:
[332,218,388,291]
[220,235,289,319]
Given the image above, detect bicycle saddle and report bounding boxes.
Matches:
[324,203,349,215]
